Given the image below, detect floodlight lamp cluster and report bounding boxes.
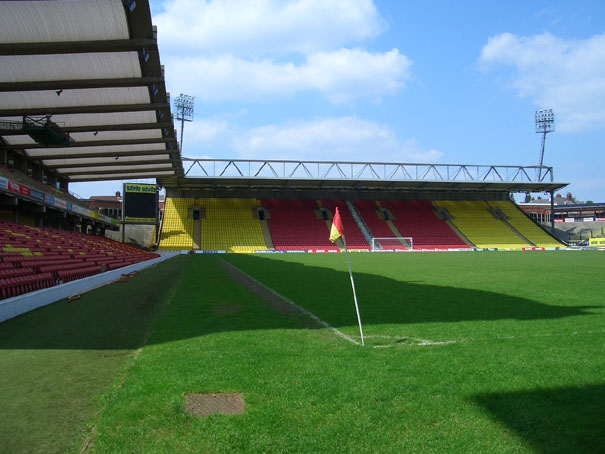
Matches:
[535,109,555,134]
[175,94,194,122]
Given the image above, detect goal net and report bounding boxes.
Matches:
[371,237,413,251]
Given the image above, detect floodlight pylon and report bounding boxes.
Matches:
[535,109,554,181]
[175,94,194,152]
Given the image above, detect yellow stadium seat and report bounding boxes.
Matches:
[488,201,561,248]
[158,198,268,252]
[434,200,532,249]
[157,198,194,250]
[200,198,267,252]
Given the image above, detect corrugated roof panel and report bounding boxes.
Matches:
[1,135,37,146]
[69,171,176,181]
[68,129,163,142]
[0,0,128,43]
[41,155,171,167]
[0,87,150,109]
[56,163,175,174]
[0,52,141,82]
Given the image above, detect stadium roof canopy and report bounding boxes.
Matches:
[0,0,183,182]
[158,159,568,196]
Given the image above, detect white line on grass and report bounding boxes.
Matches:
[219,258,361,346]
[364,330,605,349]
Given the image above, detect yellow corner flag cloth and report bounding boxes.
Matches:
[329,206,344,242]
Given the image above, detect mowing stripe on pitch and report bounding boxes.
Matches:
[218,258,360,346]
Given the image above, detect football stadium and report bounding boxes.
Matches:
[1,1,604,453]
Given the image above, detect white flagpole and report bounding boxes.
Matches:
[341,235,365,346]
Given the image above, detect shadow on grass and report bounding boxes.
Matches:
[0,255,190,350]
[0,254,598,350]
[223,254,598,328]
[473,384,605,454]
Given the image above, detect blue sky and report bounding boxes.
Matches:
[72,0,605,202]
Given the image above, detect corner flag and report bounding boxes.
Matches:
[328,206,365,346]
[329,207,344,242]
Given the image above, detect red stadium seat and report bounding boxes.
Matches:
[0,220,158,299]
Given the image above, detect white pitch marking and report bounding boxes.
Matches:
[219,258,361,346]
[367,329,605,349]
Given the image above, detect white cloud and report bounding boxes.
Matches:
[165,48,411,103]
[233,117,396,160]
[184,118,229,142]
[154,0,385,56]
[479,32,605,132]
[183,116,441,163]
[398,139,443,163]
[155,0,411,102]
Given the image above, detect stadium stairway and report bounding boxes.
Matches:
[199,198,268,253]
[158,198,194,250]
[379,200,470,250]
[487,201,563,248]
[320,200,371,250]
[158,197,270,252]
[261,199,339,251]
[353,200,409,250]
[434,201,535,249]
[344,200,375,247]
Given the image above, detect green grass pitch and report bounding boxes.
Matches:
[0,251,604,453]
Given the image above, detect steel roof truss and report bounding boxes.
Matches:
[0,38,156,56]
[0,76,164,93]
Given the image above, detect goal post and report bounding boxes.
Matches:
[371,237,413,251]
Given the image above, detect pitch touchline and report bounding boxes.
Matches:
[218,258,361,346]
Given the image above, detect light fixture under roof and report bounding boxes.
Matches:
[23,115,73,146]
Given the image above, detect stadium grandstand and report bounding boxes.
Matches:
[155,159,567,253]
[155,195,563,252]
[0,0,568,315]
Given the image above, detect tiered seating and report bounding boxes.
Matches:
[261,199,338,251]
[0,220,159,299]
[320,200,370,250]
[353,200,408,250]
[434,201,531,249]
[158,197,194,250]
[200,198,267,252]
[0,273,54,299]
[155,197,561,253]
[488,201,562,248]
[379,200,469,250]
